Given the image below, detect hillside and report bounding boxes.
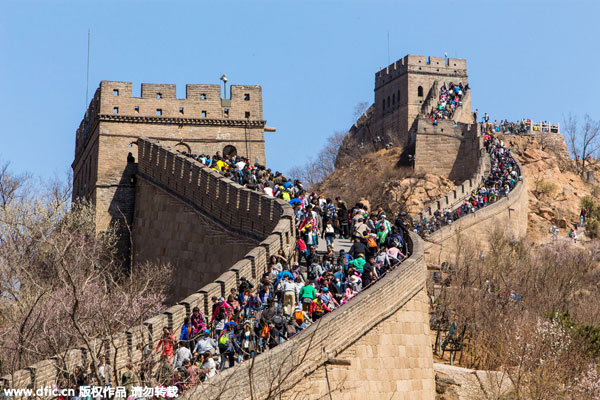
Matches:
[319,132,599,244]
[315,147,455,215]
[504,133,599,241]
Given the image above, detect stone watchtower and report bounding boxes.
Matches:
[338,55,476,177]
[71,80,273,259]
[373,55,472,149]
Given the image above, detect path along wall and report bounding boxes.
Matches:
[1,139,435,400]
[423,169,529,266]
[186,233,434,400]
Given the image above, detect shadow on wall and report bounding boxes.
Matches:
[447,134,479,182]
[107,159,138,265]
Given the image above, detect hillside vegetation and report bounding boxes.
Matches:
[315,147,455,215]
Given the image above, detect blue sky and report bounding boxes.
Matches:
[1,0,598,180]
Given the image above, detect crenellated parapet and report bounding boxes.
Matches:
[375,55,467,90]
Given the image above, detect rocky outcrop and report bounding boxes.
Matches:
[317,147,455,216]
[506,133,598,241]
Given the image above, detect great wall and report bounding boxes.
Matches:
[1,55,533,399]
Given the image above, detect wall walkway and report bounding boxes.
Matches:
[1,139,435,400]
[189,233,434,400]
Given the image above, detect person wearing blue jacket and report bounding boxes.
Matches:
[179,317,192,348]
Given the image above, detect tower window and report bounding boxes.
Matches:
[244,93,250,101]
[134,106,139,112]
[201,93,207,100]
[202,110,207,117]
[113,89,119,96]
[179,107,184,114]
[113,107,118,114]
[245,111,250,118]
[156,109,162,116]
[223,108,229,117]
[418,86,424,97]
[157,93,162,99]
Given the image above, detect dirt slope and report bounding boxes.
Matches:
[315,147,455,215]
[319,132,598,244]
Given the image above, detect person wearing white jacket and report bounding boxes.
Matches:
[280,276,297,316]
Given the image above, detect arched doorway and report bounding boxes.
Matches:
[173,142,192,154]
[223,145,237,158]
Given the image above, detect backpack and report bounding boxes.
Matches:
[218,332,231,346]
[294,310,305,325]
[313,301,325,318]
[272,314,285,328]
[326,205,336,220]
[367,236,377,248]
[307,264,318,281]
[260,325,270,338]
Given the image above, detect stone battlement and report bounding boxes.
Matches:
[375,55,467,90]
[75,81,264,161]
[98,81,262,119]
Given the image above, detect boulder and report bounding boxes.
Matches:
[538,206,555,220]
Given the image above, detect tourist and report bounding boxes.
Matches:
[155,327,175,363]
[193,329,217,355]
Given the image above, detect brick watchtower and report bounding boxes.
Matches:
[337,55,473,167]
[72,80,273,260]
[374,55,471,150]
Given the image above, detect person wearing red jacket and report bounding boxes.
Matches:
[210,297,231,324]
[155,327,175,362]
[308,297,331,321]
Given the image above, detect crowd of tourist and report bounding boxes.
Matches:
[144,179,410,395]
[415,133,521,235]
[55,150,411,398]
[48,125,521,398]
[427,82,468,123]
[478,118,559,135]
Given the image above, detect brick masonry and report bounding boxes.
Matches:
[338,55,474,163]
[132,179,258,303]
[414,118,481,182]
[71,81,271,262]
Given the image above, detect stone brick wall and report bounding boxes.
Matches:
[423,167,529,266]
[414,118,481,182]
[132,179,258,303]
[415,143,491,221]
